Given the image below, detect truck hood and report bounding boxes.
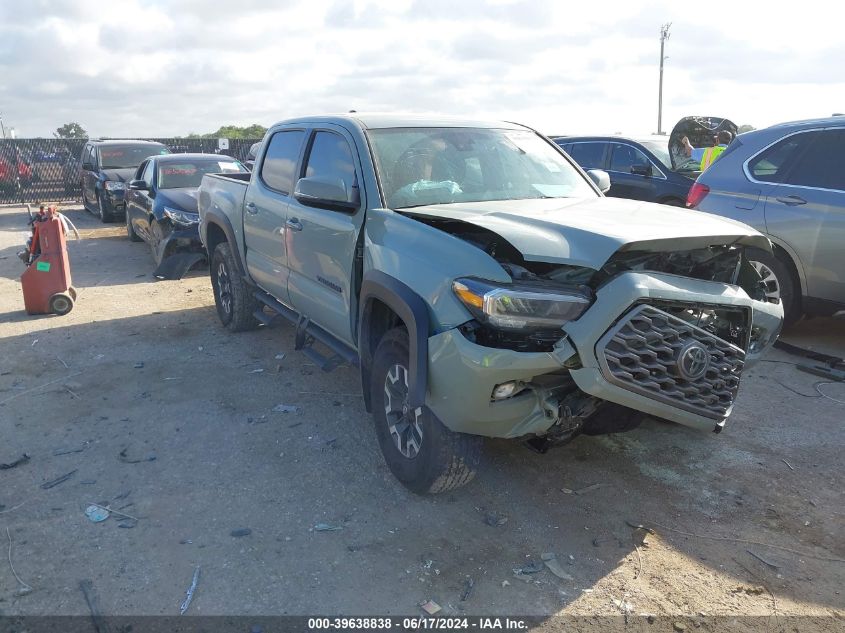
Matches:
[401,197,770,269]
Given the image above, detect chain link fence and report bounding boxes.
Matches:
[0,137,261,205]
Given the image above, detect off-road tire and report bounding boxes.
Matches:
[370,327,482,494]
[746,247,800,326]
[210,241,259,332]
[126,211,141,242]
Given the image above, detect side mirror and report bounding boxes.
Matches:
[128,179,148,191]
[81,162,93,171]
[587,169,611,193]
[631,163,652,177]
[294,176,359,212]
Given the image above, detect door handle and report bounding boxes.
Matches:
[286,218,303,232]
[245,201,259,214]
[775,195,806,206]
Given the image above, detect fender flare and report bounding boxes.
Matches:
[201,209,247,278]
[358,270,430,411]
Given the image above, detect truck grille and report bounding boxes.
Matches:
[597,304,746,419]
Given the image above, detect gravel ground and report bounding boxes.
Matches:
[0,203,843,625]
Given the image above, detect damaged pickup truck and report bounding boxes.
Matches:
[198,115,783,494]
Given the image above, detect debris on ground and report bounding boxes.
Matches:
[313,523,343,532]
[85,505,110,522]
[134,362,144,369]
[747,549,780,569]
[673,622,687,632]
[272,404,300,414]
[230,528,252,538]
[180,565,201,615]
[79,580,106,628]
[86,503,138,525]
[483,511,508,527]
[732,585,766,596]
[6,527,34,596]
[501,580,510,587]
[513,560,545,576]
[53,446,86,456]
[40,469,77,489]
[275,353,286,361]
[118,448,157,464]
[420,600,441,615]
[460,577,474,602]
[0,453,30,470]
[249,369,264,374]
[612,598,634,613]
[541,553,574,580]
[574,483,607,495]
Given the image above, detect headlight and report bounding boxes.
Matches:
[163,207,200,226]
[103,181,125,191]
[452,277,590,330]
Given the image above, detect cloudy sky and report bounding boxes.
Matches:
[1,0,843,139]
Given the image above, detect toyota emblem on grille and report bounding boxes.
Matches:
[677,342,710,380]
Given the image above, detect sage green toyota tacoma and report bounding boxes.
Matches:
[197,114,783,494]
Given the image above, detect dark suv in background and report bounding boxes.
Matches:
[78,139,170,222]
[554,136,696,206]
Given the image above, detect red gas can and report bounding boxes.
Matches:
[20,206,77,315]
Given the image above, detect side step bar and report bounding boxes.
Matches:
[253,291,359,372]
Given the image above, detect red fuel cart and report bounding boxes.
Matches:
[20,205,77,315]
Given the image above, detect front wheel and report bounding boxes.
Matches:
[126,211,142,242]
[746,247,800,325]
[96,192,111,223]
[210,242,259,332]
[371,327,482,494]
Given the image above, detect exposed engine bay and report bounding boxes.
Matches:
[417,216,763,353]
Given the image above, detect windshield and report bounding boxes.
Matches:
[368,127,597,208]
[99,144,169,169]
[641,141,672,170]
[157,159,246,189]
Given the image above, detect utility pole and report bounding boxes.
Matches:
[657,23,671,135]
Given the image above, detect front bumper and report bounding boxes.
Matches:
[426,271,783,437]
[104,189,126,214]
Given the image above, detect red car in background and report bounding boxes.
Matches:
[0,146,33,192]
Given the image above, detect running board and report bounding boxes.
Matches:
[253,291,359,371]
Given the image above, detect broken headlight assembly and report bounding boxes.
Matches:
[452,277,590,331]
[163,207,200,226]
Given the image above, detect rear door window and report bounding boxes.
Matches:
[748,131,817,183]
[568,142,606,169]
[781,129,845,191]
[260,130,305,194]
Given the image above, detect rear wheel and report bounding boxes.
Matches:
[371,327,482,494]
[746,247,800,325]
[210,242,259,332]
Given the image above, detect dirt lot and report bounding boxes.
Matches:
[0,203,843,624]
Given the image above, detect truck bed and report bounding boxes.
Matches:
[197,172,252,258]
